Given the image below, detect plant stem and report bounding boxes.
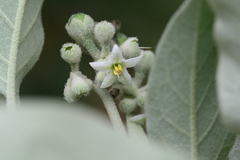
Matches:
[126,115,148,144]
[133,72,145,87]
[82,38,100,61]
[93,84,126,135]
[100,42,110,58]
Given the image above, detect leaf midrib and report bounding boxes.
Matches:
[190,1,203,159]
[6,0,27,107]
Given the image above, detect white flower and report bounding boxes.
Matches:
[89,44,142,88]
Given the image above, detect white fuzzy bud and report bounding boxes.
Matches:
[94,21,115,43]
[95,71,107,84]
[134,50,155,73]
[119,98,137,114]
[65,13,95,42]
[71,76,91,97]
[120,37,141,59]
[137,91,146,109]
[60,43,82,64]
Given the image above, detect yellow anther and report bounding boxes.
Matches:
[113,64,123,77]
[113,70,118,76]
[114,65,119,72]
[117,64,123,72]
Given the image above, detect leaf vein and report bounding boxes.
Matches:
[162,115,190,137]
[0,8,14,29]
[0,54,9,65]
[20,3,42,44]
[197,73,214,111]
[197,110,219,144]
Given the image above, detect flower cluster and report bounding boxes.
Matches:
[60,13,155,126]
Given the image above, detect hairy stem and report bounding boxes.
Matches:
[133,72,145,87]
[100,42,110,58]
[93,84,126,135]
[82,38,100,61]
[126,115,148,144]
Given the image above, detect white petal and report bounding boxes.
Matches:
[111,45,124,63]
[123,55,142,68]
[118,69,132,85]
[89,61,111,72]
[100,72,117,88]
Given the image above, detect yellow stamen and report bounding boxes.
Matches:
[113,70,118,76]
[114,65,119,72]
[113,64,123,77]
[117,64,123,72]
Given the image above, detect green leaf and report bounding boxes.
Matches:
[0,0,44,106]
[207,0,240,134]
[146,0,235,159]
[0,98,186,160]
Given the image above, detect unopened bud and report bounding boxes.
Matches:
[137,90,146,109]
[71,76,91,97]
[120,37,140,59]
[65,13,94,42]
[134,50,154,73]
[96,71,107,84]
[94,21,115,43]
[60,43,82,64]
[119,98,137,114]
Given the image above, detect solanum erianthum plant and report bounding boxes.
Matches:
[60,13,154,138]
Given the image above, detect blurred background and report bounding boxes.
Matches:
[20,0,183,111]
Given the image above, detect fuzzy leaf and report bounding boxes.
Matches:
[0,98,186,160]
[146,0,235,159]
[0,0,44,104]
[207,0,240,134]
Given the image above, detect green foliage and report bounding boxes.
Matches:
[146,0,235,159]
[0,98,186,160]
[0,0,44,106]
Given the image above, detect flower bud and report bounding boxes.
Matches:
[120,37,140,59]
[116,32,127,45]
[94,21,115,43]
[119,98,137,114]
[71,76,91,97]
[129,114,146,125]
[95,71,107,84]
[137,90,146,109]
[60,43,82,64]
[65,13,95,42]
[134,50,155,73]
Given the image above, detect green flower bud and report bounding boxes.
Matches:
[134,50,155,73]
[63,78,75,103]
[96,71,107,84]
[120,37,140,59]
[65,13,95,42]
[94,21,115,43]
[60,43,82,64]
[119,98,137,114]
[116,32,128,45]
[137,90,146,109]
[71,76,91,97]
[129,114,146,125]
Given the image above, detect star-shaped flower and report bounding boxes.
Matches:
[90,44,142,88]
